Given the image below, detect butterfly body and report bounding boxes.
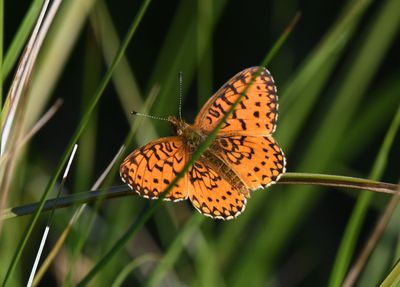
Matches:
[120,67,286,220]
[168,116,205,152]
[169,115,250,196]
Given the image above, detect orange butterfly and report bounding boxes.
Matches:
[120,67,286,220]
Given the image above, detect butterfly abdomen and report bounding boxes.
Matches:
[201,150,249,196]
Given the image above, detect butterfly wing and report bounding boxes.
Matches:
[194,67,278,136]
[120,137,189,201]
[188,159,247,220]
[211,135,286,191]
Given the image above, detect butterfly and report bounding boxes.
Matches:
[120,67,286,220]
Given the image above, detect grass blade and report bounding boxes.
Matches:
[27,144,78,287]
[145,214,204,287]
[1,0,44,81]
[111,254,160,287]
[1,0,153,284]
[327,0,400,285]
[380,258,400,287]
[329,104,400,286]
[2,172,398,220]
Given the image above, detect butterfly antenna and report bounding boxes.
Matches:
[130,111,169,121]
[178,71,183,120]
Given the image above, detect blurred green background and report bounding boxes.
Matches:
[1,0,400,286]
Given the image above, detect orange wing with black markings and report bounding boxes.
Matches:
[188,160,247,220]
[119,137,189,201]
[212,135,286,191]
[194,67,278,136]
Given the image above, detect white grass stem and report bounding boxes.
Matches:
[27,144,77,286]
[27,226,49,287]
[63,144,78,179]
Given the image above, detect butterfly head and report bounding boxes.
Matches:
[168,115,204,150]
[168,115,189,136]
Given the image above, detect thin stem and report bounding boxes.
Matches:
[2,172,399,220]
[278,173,399,195]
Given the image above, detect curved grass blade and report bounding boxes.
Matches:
[2,172,399,220]
[279,173,400,195]
[111,254,160,287]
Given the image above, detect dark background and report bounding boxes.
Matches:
[2,0,400,286]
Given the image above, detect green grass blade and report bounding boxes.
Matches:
[339,75,400,161]
[73,27,101,193]
[23,0,97,129]
[2,173,397,220]
[191,233,223,287]
[1,0,153,284]
[329,104,400,287]
[380,258,400,287]
[91,0,147,122]
[227,0,399,285]
[145,214,204,287]
[278,0,374,149]
[327,0,400,285]
[196,0,213,108]
[2,0,44,81]
[218,0,374,279]
[147,0,227,121]
[111,254,160,287]
[350,195,400,287]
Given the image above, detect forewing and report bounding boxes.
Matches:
[212,135,286,190]
[120,137,189,201]
[194,67,278,136]
[188,159,247,220]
